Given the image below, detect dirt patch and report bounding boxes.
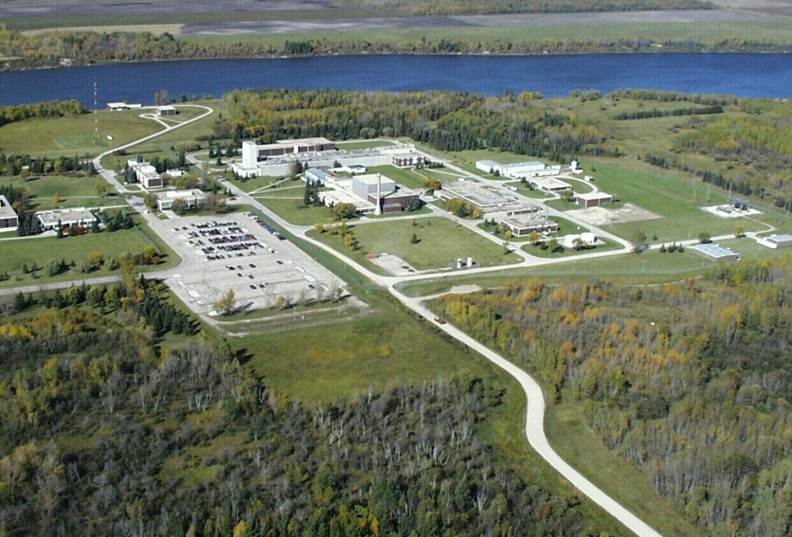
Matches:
[566,203,661,226]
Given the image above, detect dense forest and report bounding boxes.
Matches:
[337,0,712,15]
[4,25,791,71]
[0,280,610,536]
[220,89,608,162]
[435,255,792,537]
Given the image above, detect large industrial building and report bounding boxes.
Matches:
[233,138,338,178]
[35,208,98,231]
[0,195,19,232]
[352,174,396,200]
[475,159,562,179]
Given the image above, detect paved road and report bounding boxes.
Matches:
[22,116,663,536]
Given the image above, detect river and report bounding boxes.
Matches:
[2,53,792,106]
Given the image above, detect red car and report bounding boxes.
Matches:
[434,317,447,325]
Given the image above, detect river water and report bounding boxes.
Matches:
[1,53,792,106]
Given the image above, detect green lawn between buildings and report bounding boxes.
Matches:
[310,217,519,272]
[0,218,179,288]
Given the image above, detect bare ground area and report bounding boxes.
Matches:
[566,203,661,226]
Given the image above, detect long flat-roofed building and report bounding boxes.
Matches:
[531,177,572,192]
[690,242,740,261]
[0,195,19,231]
[756,234,792,249]
[499,214,559,236]
[157,190,209,211]
[35,208,97,231]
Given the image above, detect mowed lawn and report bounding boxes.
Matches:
[313,217,519,272]
[0,224,176,288]
[0,110,162,157]
[367,165,427,190]
[587,159,772,243]
[0,175,123,209]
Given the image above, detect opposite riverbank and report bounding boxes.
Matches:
[4,13,792,71]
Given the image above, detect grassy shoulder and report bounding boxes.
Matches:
[398,249,715,297]
[309,217,520,272]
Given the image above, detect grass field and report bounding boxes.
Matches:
[0,175,125,210]
[584,158,772,243]
[0,110,162,157]
[311,217,519,272]
[0,220,178,288]
[367,165,428,190]
[258,197,333,226]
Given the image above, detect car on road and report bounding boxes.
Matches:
[434,317,447,325]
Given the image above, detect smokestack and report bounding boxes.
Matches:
[375,173,382,215]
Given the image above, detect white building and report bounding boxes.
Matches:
[0,195,19,232]
[575,191,613,208]
[756,234,792,249]
[352,174,396,200]
[560,232,599,249]
[157,105,178,116]
[156,189,209,211]
[165,169,185,178]
[531,177,572,192]
[107,102,142,111]
[135,164,163,189]
[35,208,98,231]
[475,160,500,175]
[475,159,561,179]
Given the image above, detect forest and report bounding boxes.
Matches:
[220,90,609,162]
[0,100,85,128]
[435,255,792,537]
[0,280,609,536]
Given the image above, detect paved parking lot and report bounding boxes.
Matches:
[150,213,346,316]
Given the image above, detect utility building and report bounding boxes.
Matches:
[575,191,613,208]
[352,174,396,200]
